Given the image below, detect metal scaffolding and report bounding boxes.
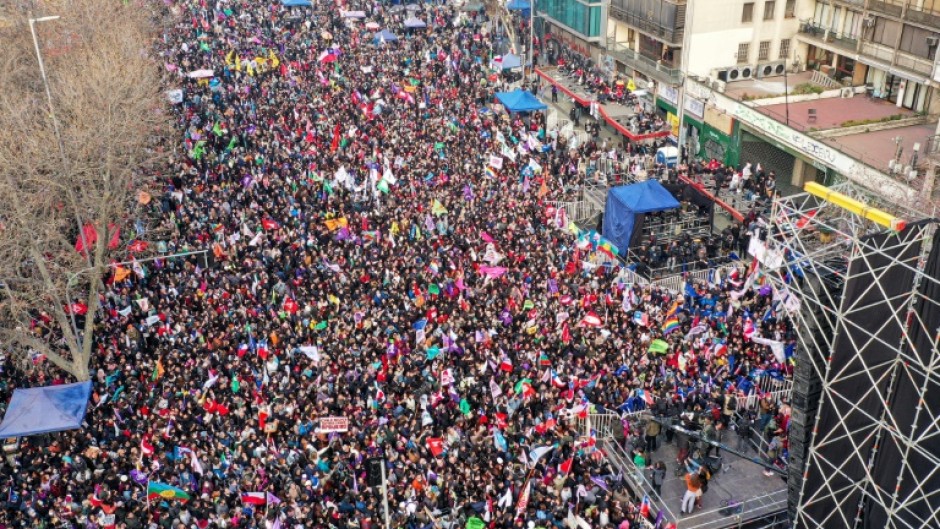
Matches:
[761,182,940,529]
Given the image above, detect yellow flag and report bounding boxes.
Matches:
[627,79,636,91]
[431,199,448,217]
[225,50,235,66]
[114,266,131,283]
[324,217,348,231]
[269,50,280,69]
[234,54,241,72]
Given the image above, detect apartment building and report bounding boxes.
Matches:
[795,0,940,113]
[606,0,811,86]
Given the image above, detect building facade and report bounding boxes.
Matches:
[795,0,940,113]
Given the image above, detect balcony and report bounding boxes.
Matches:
[797,21,859,53]
[895,52,935,76]
[868,0,904,18]
[606,40,683,86]
[609,8,683,45]
[608,0,685,46]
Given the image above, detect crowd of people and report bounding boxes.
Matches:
[0,1,794,529]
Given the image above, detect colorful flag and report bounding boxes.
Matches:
[558,458,573,475]
[484,166,497,179]
[661,316,680,335]
[240,492,267,505]
[147,482,190,503]
[578,311,602,328]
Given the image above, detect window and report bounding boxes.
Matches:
[779,38,791,60]
[742,2,754,22]
[871,17,901,47]
[737,42,751,63]
[784,0,796,18]
[899,25,940,59]
[758,40,771,60]
[764,1,776,20]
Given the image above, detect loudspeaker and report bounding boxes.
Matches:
[366,458,384,488]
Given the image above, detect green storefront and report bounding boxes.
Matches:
[656,98,739,167]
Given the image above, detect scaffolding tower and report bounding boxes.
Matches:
[761,182,940,529]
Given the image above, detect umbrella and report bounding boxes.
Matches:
[342,10,366,18]
[404,17,427,28]
[321,31,333,40]
[186,69,215,79]
[365,21,380,30]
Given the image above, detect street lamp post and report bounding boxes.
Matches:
[28,14,94,268]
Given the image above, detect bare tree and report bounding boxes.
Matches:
[0,0,169,380]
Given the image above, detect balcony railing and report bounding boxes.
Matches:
[869,0,904,17]
[606,40,683,86]
[797,21,859,52]
[608,7,683,45]
[895,52,935,76]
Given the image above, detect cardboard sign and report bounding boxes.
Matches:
[318,416,349,433]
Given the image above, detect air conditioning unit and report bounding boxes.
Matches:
[711,79,727,93]
[727,66,754,82]
[757,62,787,78]
[840,87,854,98]
[927,36,939,47]
[863,16,875,28]
[713,68,732,82]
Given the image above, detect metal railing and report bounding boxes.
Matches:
[605,41,683,86]
[672,490,788,529]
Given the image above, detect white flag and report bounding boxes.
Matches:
[489,155,503,169]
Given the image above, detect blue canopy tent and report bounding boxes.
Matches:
[0,381,92,437]
[506,0,531,15]
[373,29,399,44]
[602,180,680,252]
[500,53,525,70]
[495,89,547,113]
[281,0,312,6]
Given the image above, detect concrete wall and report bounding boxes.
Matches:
[685,0,813,78]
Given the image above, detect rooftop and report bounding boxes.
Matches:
[757,96,917,132]
[819,122,937,180]
[722,71,818,101]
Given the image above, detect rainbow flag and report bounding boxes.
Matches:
[662,316,680,335]
[484,166,497,179]
[147,482,190,503]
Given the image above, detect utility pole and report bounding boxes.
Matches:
[380,460,391,529]
[675,0,696,166]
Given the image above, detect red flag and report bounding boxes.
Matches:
[66,302,89,316]
[578,311,602,328]
[261,218,279,231]
[330,123,341,152]
[128,240,149,253]
[74,224,98,254]
[283,297,299,314]
[558,458,573,475]
[140,436,155,456]
[426,437,444,457]
[561,321,571,344]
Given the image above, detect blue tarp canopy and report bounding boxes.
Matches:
[500,53,524,69]
[495,89,547,113]
[602,180,680,252]
[506,0,531,10]
[0,381,92,437]
[282,0,312,6]
[373,29,399,44]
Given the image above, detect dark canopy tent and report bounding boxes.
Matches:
[0,381,92,437]
[495,89,547,113]
[602,180,680,251]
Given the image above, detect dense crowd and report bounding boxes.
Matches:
[0,1,794,529]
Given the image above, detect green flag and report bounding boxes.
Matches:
[428,283,440,295]
[466,517,486,529]
[377,179,390,194]
[315,320,328,331]
[459,398,471,416]
[648,339,670,355]
[200,41,210,52]
[231,374,240,394]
